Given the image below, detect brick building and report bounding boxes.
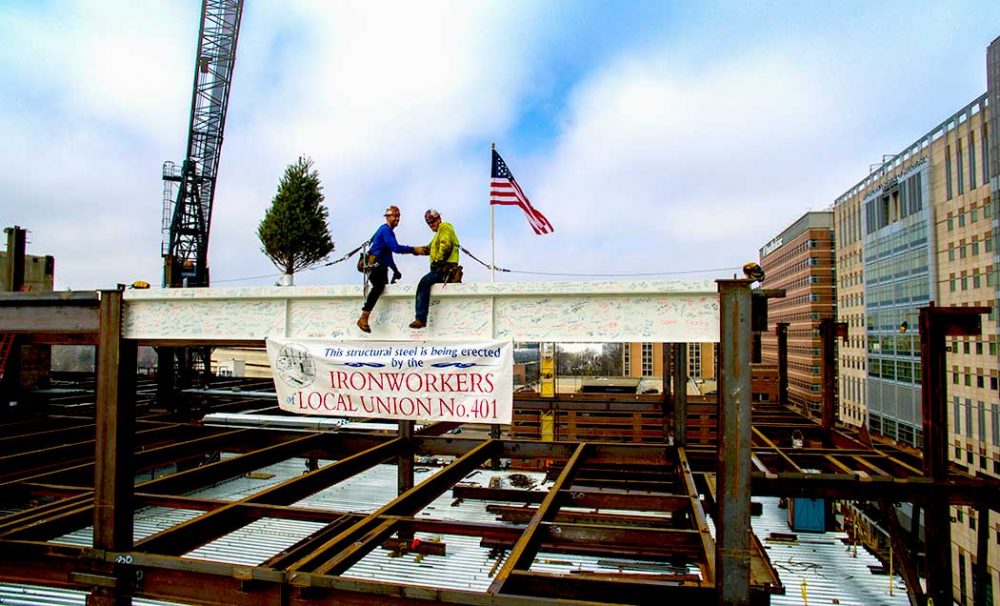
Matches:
[758,211,837,415]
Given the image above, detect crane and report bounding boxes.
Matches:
[162,0,244,288]
[159,0,243,411]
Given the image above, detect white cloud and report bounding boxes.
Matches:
[493,49,837,278]
[2,1,998,291]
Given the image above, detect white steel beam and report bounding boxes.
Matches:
[123,280,720,343]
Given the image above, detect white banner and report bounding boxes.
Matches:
[266,337,514,424]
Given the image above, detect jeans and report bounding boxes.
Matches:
[362,266,388,312]
[414,268,445,322]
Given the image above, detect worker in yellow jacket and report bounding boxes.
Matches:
[409,209,460,329]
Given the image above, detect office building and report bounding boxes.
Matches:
[758,211,837,416]
[831,36,1000,604]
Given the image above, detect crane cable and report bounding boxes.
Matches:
[213,240,739,284]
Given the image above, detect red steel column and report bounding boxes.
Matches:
[716,279,752,606]
[89,289,137,606]
[919,304,989,606]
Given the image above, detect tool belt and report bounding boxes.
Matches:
[432,261,463,284]
[357,253,380,273]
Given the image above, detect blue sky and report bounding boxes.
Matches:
[1,1,998,290]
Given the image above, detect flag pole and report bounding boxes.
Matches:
[490,142,496,284]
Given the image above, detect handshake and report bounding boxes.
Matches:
[412,246,429,256]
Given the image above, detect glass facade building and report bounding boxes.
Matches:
[862,162,935,446]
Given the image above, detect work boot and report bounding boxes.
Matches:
[357,310,372,333]
[408,319,426,329]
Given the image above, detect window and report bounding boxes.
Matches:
[947,217,954,231]
[954,397,962,434]
[688,344,702,378]
[969,133,977,188]
[622,344,631,376]
[958,212,966,227]
[946,145,953,199]
[977,402,985,441]
[993,403,999,446]
[972,241,979,255]
[959,552,967,604]
[966,399,973,437]
[641,343,653,377]
[957,139,964,195]
[948,247,956,262]
[983,125,990,185]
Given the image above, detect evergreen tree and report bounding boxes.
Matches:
[258,156,334,283]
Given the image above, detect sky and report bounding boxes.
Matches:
[1,1,999,291]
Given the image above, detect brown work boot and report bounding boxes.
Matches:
[408,319,426,329]
[357,310,372,333]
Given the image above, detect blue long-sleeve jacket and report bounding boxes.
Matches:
[370,223,413,272]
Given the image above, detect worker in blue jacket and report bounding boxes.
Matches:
[357,205,425,332]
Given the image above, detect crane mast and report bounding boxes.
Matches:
[162,0,243,287]
[158,0,243,412]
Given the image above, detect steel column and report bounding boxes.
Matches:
[775,323,788,405]
[662,342,673,440]
[396,419,415,544]
[673,343,688,447]
[91,289,137,606]
[397,420,414,495]
[716,279,752,606]
[819,319,836,444]
[919,304,989,606]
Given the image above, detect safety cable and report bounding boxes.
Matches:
[212,240,738,284]
[458,245,511,273]
[502,267,739,278]
[316,239,372,268]
[213,240,372,284]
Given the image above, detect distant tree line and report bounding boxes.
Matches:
[556,343,622,376]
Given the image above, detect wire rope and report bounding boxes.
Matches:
[211,241,740,284]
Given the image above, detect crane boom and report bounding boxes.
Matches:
[162,0,244,287]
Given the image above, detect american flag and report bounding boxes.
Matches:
[490,149,553,235]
